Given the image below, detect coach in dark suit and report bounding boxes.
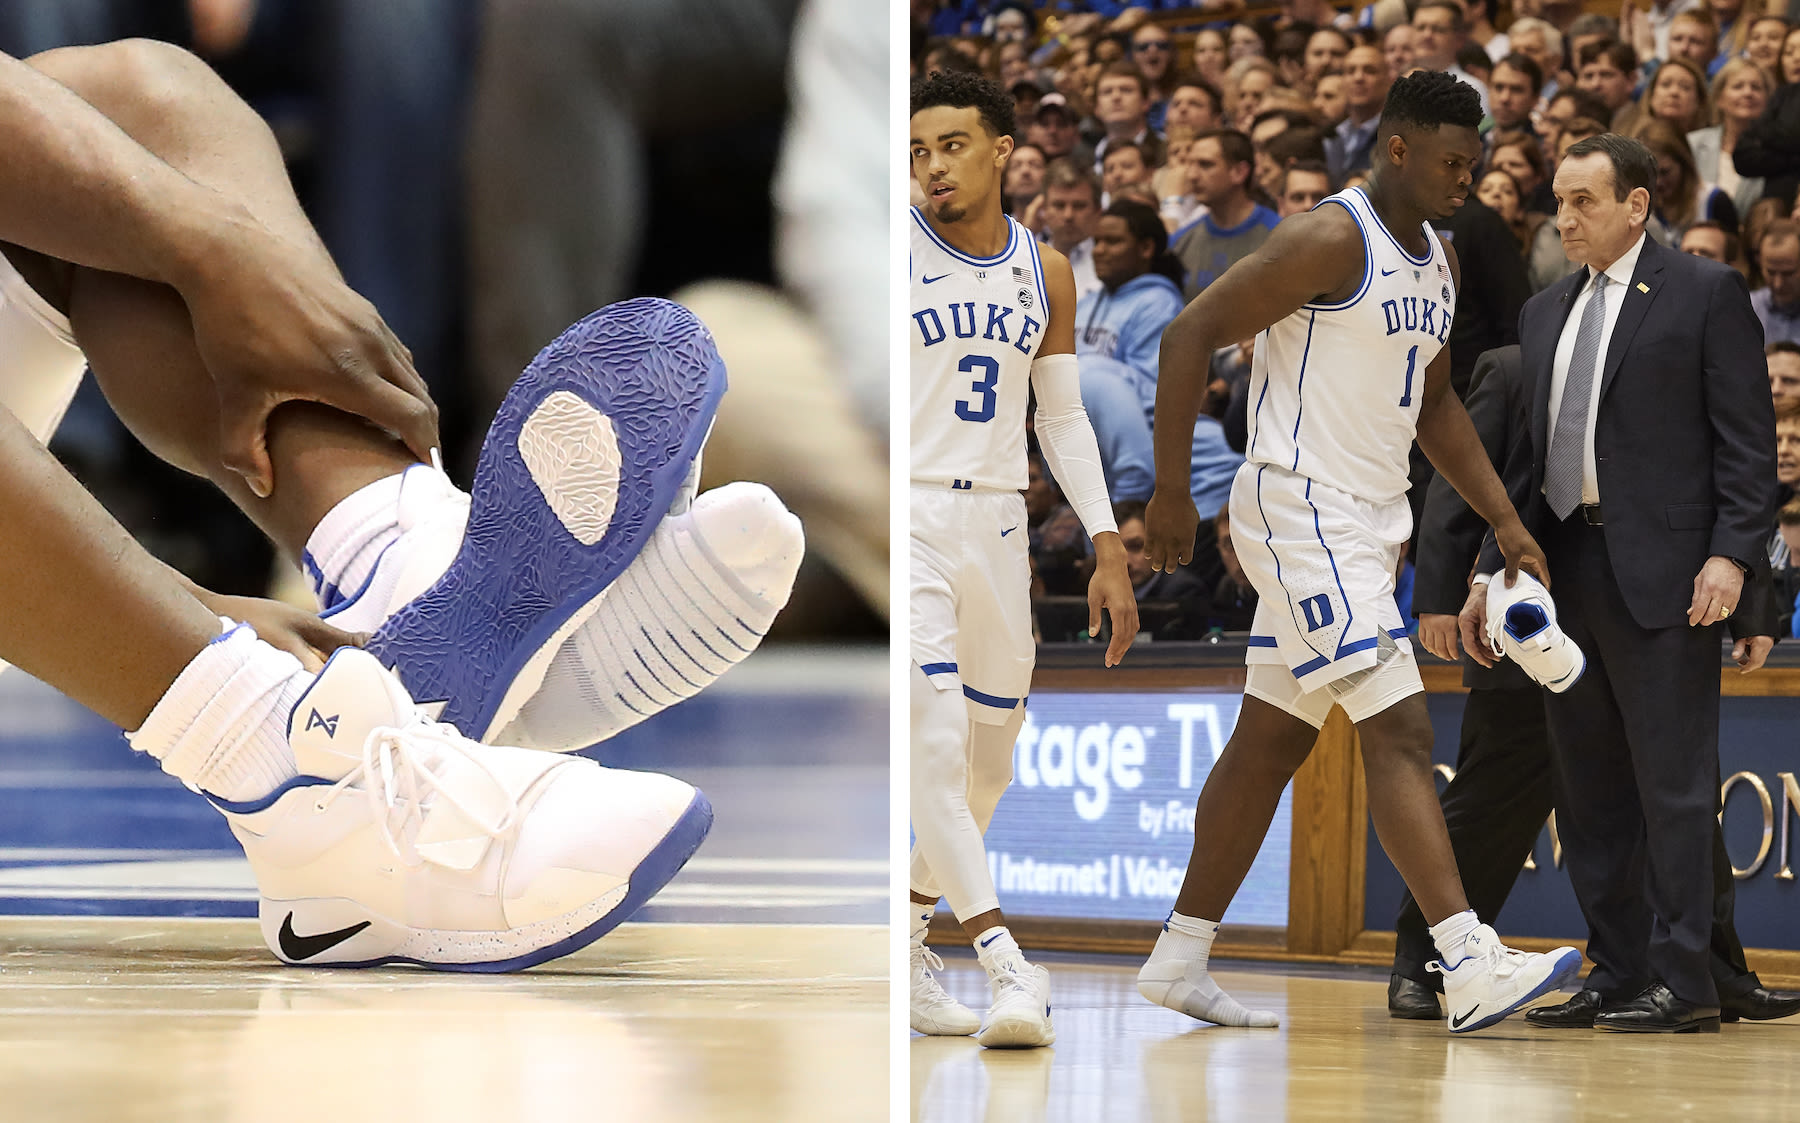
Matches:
[1468,135,1778,1033]
[1391,345,1800,1026]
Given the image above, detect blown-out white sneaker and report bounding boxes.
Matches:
[1429,924,1582,1033]
[1485,572,1584,692]
[911,942,980,1036]
[317,467,801,752]
[977,956,1055,1048]
[213,648,711,970]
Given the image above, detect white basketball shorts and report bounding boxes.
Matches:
[910,484,1034,725]
[1232,461,1421,724]
[0,251,86,443]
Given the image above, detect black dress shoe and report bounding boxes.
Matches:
[1720,987,1800,1024]
[1388,974,1442,1020]
[1593,983,1720,1033]
[1525,988,1604,1028]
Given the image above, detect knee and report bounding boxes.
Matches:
[1363,712,1436,767]
[30,39,230,125]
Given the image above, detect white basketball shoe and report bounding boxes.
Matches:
[1484,572,1584,692]
[910,941,980,1036]
[213,647,711,970]
[977,956,1056,1048]
[1429,924,1582,1033]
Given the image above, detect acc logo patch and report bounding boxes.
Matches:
[1018,287,1034,309]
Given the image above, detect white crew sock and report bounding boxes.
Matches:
[301,470,415,611]
[910,903,934,950]
[1137,911,1280,1027]
[1430,909,1482,967]
[973,926,1023,974]
[497,482,802,751]
[127,621,312,802]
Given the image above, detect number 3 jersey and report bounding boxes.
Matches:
[1244,187,1456,505]
[909,207,1048,491]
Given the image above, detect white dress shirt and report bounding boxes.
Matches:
[1064,237,1101,297]
[1545,231,1647,507]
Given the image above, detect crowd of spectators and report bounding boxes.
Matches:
[915,0,1800,647]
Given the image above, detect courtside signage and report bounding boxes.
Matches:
[982,690,1291,925]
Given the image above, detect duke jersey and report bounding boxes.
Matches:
[1244,187,1456,504]
[909,207,1049,491]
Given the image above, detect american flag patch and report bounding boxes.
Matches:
[1438,260,1450,281]
[1013,266,1032,283]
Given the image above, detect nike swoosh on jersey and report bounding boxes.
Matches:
[922,273,952,284]
[1381,268,1399,276]
[1001,526,1018,537]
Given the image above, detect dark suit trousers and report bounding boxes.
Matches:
[1542,514,1723,1007]
[1390,691,1760,999]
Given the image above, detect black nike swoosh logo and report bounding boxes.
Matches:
[922,273,951,284]
[278,913,372,961]
[1450,1006,1478,1029]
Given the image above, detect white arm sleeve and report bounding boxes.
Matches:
[1031,352,1118,538]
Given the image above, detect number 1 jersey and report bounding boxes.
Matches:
[1244,187,1456,505]
[909,207,1048,491]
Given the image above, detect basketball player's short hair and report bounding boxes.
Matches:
[1564,133,1657,206]
[911,70,1015,140]
[1770,340,1800,359]
[1377,69,1482,140]
[1779,498,1800,528]
[1196,128,1255,171]
[1577,39,1638,74]
[1493,52,1544,94]
[1098,60,1151,99]
[1043,157,1102,204]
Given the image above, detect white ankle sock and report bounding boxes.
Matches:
[127,622,312,802]
[302,471,409,609]
[910,904,934,949]
[1430,909,1482,966]
[1136,911,1280,1027]
[497,482,801,751]
[973,926,1022,973]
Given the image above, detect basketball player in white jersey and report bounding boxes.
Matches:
[908,72,1138,1048]
[1137,71,1581,1034]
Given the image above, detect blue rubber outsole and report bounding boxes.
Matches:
[274,788,715,973]
[1451,947,1584,1033]
[366,298,725,739]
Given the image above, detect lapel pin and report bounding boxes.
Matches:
[1636,282,1650,293]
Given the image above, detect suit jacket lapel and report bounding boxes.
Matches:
[1530,268,1587,470]
[1599,238,1666,402]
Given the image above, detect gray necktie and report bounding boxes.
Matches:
[1545,273,1610,520]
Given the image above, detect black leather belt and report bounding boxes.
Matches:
[1580,504,1604,525]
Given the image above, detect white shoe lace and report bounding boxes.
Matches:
[314,713,522,866]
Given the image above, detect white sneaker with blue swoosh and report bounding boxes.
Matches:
[1429,924,1582,1033]
[216,647,711,970]
[977,954,1055,1048]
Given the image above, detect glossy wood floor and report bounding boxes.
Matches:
[913,954,1800,1122]
[0,918,884,1123]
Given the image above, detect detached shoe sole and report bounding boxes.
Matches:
[368,299,725,740]
[259,789,714,972]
